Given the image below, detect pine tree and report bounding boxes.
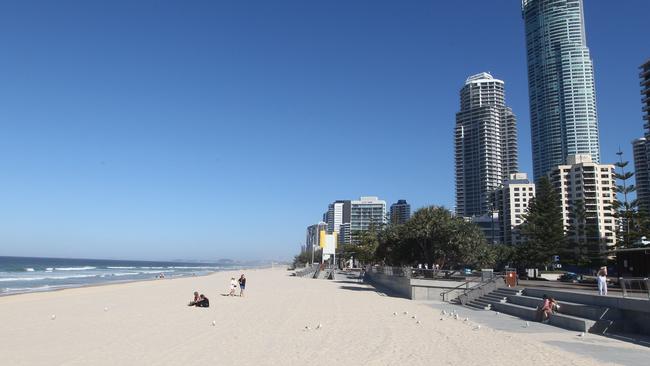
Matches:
[564,199,603,268]
[613,149,641,248]
[518,177,565,270]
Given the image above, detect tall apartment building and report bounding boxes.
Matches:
[633,59,650,213]
[548,155,617,254]
[326,200,351,234]
[389,199,411,225]
[491,173,536,245]
[523,0,601,180]
[455,72,518,217]
[305,222,328,250]
[343,196,387,245]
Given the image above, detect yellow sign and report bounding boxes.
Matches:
[319,229,326,249]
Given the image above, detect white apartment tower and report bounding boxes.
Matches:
[548,154,617,253]
[455,72,518,217]
[491,173,536,245]
[326,200,350,234]
[346,196,387,245]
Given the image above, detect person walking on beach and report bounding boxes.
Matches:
[228,277,237,296]
[238,274,246,297]
[597,266,608,296]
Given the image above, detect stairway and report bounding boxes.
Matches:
[466,287,612,333]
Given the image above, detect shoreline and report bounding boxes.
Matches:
[0,265,268,299]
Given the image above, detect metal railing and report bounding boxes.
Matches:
[618,277,650,299]
[368,265,410,277]
[294,265,317,278]
[440,275,505,303]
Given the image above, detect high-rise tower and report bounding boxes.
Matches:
[455,72,518,217]
[389,200,411,225]
[632,59,650,212]
[522,0,600,180]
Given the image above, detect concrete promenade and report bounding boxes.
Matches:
[423,300,650,366]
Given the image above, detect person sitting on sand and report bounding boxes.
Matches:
[187,291,200,306]
[238,274,246,297]
[192,294,209,308]
[229,277,237,296]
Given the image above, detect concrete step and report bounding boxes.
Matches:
[466,302,490,310]
[493,288,522,295]
[471,299,493,309]
[482,294,507,303]
[506,294,607,321]
[491,302,595,332]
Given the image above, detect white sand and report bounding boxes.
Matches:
[0,267,644,365]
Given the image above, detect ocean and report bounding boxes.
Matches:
[0,256,238,296]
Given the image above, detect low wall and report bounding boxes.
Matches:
[364,269,470,301]
[410,279,467,301]
[364,270,411,299]
[524,287,650,335]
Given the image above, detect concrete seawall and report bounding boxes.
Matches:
[364,270,467,301]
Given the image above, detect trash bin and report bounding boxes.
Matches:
[505,269,517,287]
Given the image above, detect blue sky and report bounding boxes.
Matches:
[0,0,648,261]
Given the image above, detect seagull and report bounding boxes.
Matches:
[412,315,417,319]
[404,311,408,315]
[104,307,109,312]
[212,321,216,326]
[305,326,311,331]
[441,310,447,315]
[475,325,481,330]
[454,314,459,320]
[440,317,444,321]
[51,314,56,320]
[464,317,469,322]
[525,321,530,328]
[393,312,397,316]
[495,312,500,316]
[579,332,585,337]
[416,320,421,325]
[316,323,322,329]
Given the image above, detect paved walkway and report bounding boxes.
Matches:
[517,280,650,299]
[422,300,650,366]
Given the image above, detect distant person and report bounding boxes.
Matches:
[597,266,608,296]
[229,277,237,296]
[238,274,246,297]
[188,291,200,306]
[549,297,560,313]
[158,273,165,279]
[193,294,209,307]
[537,294,550,322]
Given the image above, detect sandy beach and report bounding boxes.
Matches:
[0,267,647,366]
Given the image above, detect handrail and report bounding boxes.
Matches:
[618,277,650,299]
[440,278,479,302]
[440,275,505,303]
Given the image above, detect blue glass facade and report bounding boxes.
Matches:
[523,0,600,180]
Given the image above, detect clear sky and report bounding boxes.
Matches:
[0,0,648,261]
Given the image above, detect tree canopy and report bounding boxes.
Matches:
[375,206,495,269]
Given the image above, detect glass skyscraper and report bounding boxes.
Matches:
[522,0,600,180]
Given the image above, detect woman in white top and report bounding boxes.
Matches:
[597,266,608,296]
